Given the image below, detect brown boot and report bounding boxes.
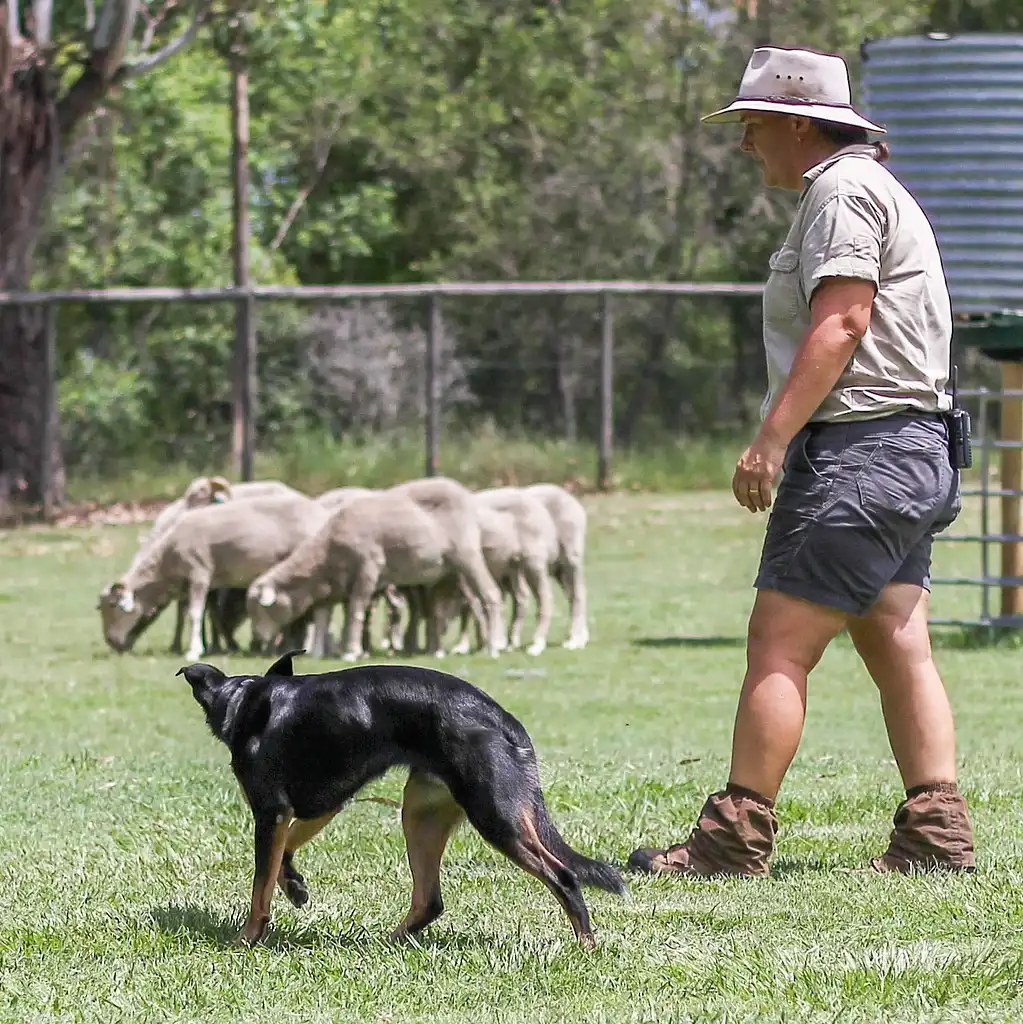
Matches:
[870,782,976,875]
[628,784,777,878]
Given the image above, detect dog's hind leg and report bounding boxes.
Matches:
[237,810,293,945]
[276,812,338,908]
[390,773,466,941]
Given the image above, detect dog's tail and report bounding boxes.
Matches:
[532,795,627,896]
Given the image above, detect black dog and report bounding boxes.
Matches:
[177,651,626,947]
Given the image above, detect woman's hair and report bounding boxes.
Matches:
[809,118,890,163]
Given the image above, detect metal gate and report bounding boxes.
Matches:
[930,382,1023,628]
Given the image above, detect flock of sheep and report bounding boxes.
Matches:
[97,475,589,663]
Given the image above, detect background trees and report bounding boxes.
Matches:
[3,0,1015,494]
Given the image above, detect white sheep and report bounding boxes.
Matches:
[522,483,589,649]
[98,493,329,661]
[440,487,559,657]
[133,476,303,653]
[315,486,376,512]
[386,476,508,654]
[247,480,507,661]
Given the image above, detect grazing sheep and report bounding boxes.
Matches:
[387,476,508,655]
[522,483,589,649]
[98,493,329,661]
[137,476,303,654]
[315,486,376,512]
[247,482,507,661]
[438,488,559,657]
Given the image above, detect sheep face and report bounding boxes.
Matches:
[246,582,303,649]
[97,582,165,652]
[182,475,233,508]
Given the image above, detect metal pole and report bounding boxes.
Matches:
[40,302,57,519]
[425,293,440,478]
[978,393,991,623]
[597,291,614,491]
[230,33,256,482]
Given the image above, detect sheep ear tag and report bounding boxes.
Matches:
[258,586,277,608]
[118,591,136,613]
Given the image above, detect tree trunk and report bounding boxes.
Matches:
[0,59,66,514]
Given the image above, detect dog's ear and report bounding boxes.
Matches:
[176,663,227,693]
[265,649,305,677]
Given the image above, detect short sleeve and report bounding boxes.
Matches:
[798,191,885,302]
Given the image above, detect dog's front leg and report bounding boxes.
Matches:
[237,810,292,945]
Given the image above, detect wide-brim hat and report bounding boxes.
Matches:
[702,45,886,134]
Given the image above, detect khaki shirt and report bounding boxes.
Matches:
[761,144,953,423]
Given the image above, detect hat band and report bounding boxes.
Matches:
[738,94,857,111]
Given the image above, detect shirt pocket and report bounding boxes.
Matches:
[764,245,801,324]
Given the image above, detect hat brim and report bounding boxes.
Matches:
[701,99,886,134]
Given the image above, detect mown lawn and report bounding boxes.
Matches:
[2,490,1023,1023]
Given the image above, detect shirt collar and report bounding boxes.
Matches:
[801,144,879,188]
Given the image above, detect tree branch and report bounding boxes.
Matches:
[84,0,96,31]
[270,103,351,251]
[91,0,139,81]
[6,0,24,45]
[32,0,53,45]
[123,0,211,79]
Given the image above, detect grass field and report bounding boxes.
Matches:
[3,490,1023,1023]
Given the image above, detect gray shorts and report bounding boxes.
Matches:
[755,413,962,616]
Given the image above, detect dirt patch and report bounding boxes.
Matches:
[0,499,169,532]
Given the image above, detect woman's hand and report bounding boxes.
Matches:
[732,431,789,513]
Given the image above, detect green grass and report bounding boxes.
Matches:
[63,428,746,507]
[3,491,1023,1022]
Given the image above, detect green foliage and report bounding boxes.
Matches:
[31,0,1023,487]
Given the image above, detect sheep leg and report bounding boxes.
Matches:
[169,596,186,655]
[508,571,527,651]
[383,586,406,655]
[184,579,211,662]
[561,562,590,650]
[449,577,484,656]
[341,568,379,662]
[310,604,332,659]
[459,557,506,657]
[524,562,553,657]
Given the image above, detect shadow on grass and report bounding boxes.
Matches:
[150,903,497,952]
[631,636,745,649]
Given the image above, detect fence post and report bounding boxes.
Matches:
[1000,363,1023,620]
[597,290,614,491]
[230,39,256,482]
[40,301,57,520]
[425,293,441,478]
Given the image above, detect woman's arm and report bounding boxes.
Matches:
[732,276,875,513]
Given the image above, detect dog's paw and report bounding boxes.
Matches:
[283,878,309,908]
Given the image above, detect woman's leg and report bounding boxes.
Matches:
[628,587,846,876]
[847,581,974,873]
[727,588,847,801]
[846,582,957,789]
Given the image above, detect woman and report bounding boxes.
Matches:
[628,45,975,877]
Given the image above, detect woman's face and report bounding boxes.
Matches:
[739,112,803,190]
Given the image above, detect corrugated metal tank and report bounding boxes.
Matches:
[861,34,1023,317]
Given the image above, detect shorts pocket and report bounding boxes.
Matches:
[856,439,948,524]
